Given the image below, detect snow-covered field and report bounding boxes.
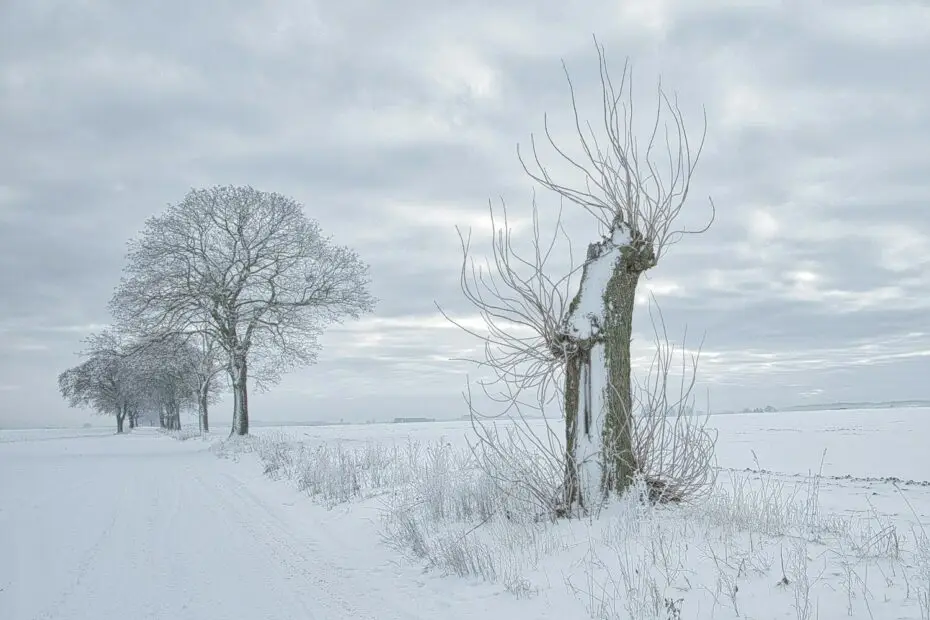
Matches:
[2,408,929,619]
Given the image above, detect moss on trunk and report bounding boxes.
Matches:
[600,265,640,494]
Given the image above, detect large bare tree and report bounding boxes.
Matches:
[448,39,714,511]
[110,185,376,435]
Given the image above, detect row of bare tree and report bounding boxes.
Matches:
[59,187,376,435]
[58,330,223,433]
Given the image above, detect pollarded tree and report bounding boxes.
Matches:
[110,186,376,435]
[449,39,714,511]
[58,330,141,433]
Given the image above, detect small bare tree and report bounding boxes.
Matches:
[446,38,714,512]
[110,186,376,435]
[58,330,141,433]
[188,333,224,433]
[129,331,225,432]
[127,334,201,430]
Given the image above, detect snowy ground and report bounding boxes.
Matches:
[2,408,929,619]
[0,427,567,620]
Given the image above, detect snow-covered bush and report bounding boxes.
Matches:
[467,422,565,521]
[252,431,296,478]
[159,426,205,441]
[380,432,582,593]
[633,402,717,505]
[210,434,257,461]
[209,418,930,620]
[702,469,849,539]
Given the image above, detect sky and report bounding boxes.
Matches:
[2,0,929,428]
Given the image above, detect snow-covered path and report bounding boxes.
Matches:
[0,430,554,620]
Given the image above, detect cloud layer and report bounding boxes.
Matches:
[2,0,929,426]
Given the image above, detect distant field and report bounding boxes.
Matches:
[5,407,927,482]
[243,406,930,482]
[0,427,117,443]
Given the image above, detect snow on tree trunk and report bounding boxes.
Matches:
[116,408,126,434]
[562,226,646,510]
[231,354,249,436]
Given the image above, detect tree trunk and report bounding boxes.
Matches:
[562,347,584,511]
[230,369,239,435]
[199,383,210,433]
[170,403,181,430]
[600,266,640,495]
[562,235,644,511]
[116,408,126,434]
[231,354,249,436]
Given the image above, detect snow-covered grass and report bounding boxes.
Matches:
[210,407,930,619]
[158,426,209,441]
[3,408,930,618]
[4,429,568,620]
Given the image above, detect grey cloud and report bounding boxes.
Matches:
[1,0,928,427]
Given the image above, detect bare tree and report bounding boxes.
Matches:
[187,333,224,433]
[110,186,376,435]
[128,331,224,432]
[127,334,200,430]
[58,330,141,433]
[446,38,714,511]
[459,297,718,518]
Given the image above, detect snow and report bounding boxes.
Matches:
[576,341,608,500]
[3,407,930,619]
[564,226,631,340]
[0,427,572,620]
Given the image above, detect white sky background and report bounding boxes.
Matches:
[2,0,929,427]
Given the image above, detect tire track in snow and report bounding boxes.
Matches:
[190,472,335,619]
[194,471,424,620]
[136,463,191,619]
[32,479,131,620]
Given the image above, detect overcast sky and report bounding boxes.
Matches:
[2,0,929,428]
